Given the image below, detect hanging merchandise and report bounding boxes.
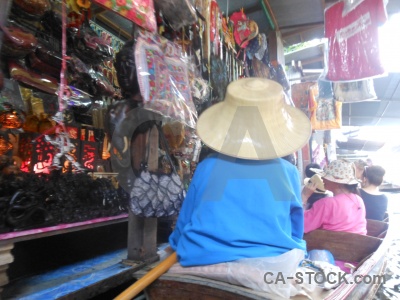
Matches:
[129,123,185,218]
[153,0,197,31]
[230,9,258,49]
[310,96,342,130]
[12,0,51,19]
[69,11,114,66]
[92,0,157,32]
[251,58,272,79]
[209,0,222,56]
[222,16,235,54]
[333,78,377,102]
[135,30,197,128]
[291,82,318,118]
[324,0,387,81]
[0,23,38,58]
[318,78,334,99]
[114,39,141,100]
[210,54,228,103]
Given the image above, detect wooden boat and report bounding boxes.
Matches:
[131,218,391,300]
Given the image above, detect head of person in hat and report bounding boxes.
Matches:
[311,159,359,193]
[304,159,366,239]
[169,78,312,271]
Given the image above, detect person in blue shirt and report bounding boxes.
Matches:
[168,78,312,267]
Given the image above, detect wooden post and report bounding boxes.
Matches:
[268,30,285,66]
[126,125,160,264]
[127,213,158,263]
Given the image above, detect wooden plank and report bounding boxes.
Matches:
[127,212,158,263]
[366,219,388,238]
[303,230,382,262]
[268,31,285,65]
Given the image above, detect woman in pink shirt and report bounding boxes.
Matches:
[303,159,367,235]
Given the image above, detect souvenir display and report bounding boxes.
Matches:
[0,0,282,232]
[135,30,197,128]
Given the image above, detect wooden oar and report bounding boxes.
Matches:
[114,252,177,300]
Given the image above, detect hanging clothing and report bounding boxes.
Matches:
[169,154,306,266]
[304,193,367,235]
[360,189,388,221]
[324,0,387,81]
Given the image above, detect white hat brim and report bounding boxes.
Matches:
[196,101,311,160]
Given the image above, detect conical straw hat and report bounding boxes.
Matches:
[196,78,311,160]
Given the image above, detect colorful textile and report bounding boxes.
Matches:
[169,154,306,266]
[310,97,342,130]
[93,0,156,32]
[304,193,367,234]
[324,0,387,81]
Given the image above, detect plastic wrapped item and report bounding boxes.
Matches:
[135,31,197,128]
[61,86,92,114]
[154,0,197,31]
[333,78,377,102]
[114,40,141,100]
[307,249,336,265]
[12,0,51,19]
[70,16,114,65]
[92,0,157,32]
[27,52,61,79]
[169,248,307,299]
[0,23,38,58]
[324,0,387,81]
[9,61,58,95]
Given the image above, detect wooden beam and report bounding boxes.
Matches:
[301,55,324,66]
[280,21,324,30]
[261,0,279,30]
[268,31,285,65]
[282,24,324,39]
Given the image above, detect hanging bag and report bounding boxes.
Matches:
[129,123,185,218]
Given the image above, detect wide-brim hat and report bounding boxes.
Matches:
[304,174,327,194]
[312,160,359,185]
[196,78,312,160]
